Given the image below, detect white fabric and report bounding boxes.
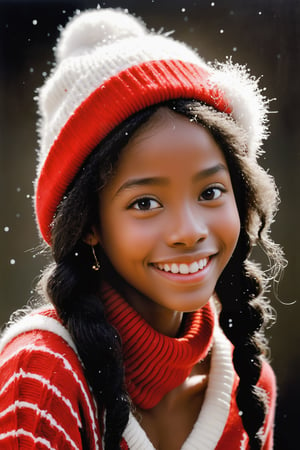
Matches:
[123,326,235,450]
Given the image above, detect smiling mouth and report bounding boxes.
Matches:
[154,258,209,275]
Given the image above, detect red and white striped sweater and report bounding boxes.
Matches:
[0,287,276,449]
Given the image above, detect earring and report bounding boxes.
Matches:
[91,246,100,271]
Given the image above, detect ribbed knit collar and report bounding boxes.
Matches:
[101,284,215,410]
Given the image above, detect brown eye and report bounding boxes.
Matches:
[200,187,223,201]
[132,197,161,211]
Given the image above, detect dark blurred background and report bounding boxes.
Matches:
[0,0,299,448]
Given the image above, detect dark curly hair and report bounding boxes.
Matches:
[39,99,285,450]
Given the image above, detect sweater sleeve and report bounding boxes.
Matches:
[0,329,101,450]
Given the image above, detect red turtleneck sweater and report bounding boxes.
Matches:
[0,287,276,449]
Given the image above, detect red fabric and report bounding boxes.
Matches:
[0,327,101,449]
[0,298,276,449]
[101,284,215,409]
[215,360,276,450]
[35,59,231,244]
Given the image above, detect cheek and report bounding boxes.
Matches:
[100,212,159,264]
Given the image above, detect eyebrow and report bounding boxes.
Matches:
[115,163,229,196]
[193,163,228,181]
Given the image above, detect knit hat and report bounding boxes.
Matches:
[35,8,269,245]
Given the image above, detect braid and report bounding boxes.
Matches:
[46,243,130,450]
[217,232,268,449]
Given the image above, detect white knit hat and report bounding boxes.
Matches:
[35,8,269,245]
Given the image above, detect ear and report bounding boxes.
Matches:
[83,225,102,247]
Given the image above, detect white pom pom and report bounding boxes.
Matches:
[57,8,147,62]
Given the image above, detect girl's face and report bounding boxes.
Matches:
[92,109,240,329]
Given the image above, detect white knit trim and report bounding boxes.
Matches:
[123,412,156,450]
[0,401,80,450]
[0,429,54,449]
[182,326,234,449]
[0,369,82,428]
[123,325,234,449]
[0,306,77,355]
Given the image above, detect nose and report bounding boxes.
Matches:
[166,204,208,248]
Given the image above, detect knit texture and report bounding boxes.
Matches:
[35,8,270,244]
[101,284,215,409]
[0,296,276,449]
[0,308,101,449]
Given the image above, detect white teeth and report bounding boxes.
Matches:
[179,264,189,274]
[156,258,209,274]
[190,262,199,273]
[171,263,179,274]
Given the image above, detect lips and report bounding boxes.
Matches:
[155,258,209,275]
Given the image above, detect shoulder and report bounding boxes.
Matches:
[0,307,101,449]
[0,306,90,401]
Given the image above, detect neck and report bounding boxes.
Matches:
[116,282,184,337]
[101,283,215,409]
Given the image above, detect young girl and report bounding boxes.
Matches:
[0,8,285,450]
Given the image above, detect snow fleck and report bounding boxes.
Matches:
[4,226,9,232]
[29,68,34,73]
[181,8,186,13]
[26,194,31,199]
[233,47,237,52]
[10,259,16,265]
[211,2,215,6]
[32,19,38,26]
[220,29,224,34]
[258,11,262,15]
